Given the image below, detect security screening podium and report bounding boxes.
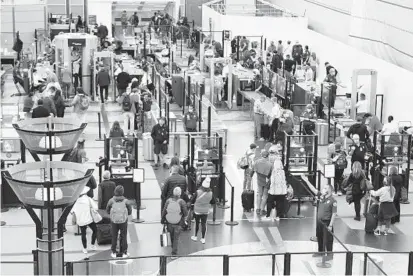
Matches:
[4,117,92,275]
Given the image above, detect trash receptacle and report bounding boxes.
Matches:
[110,259,133,275]
[359,255,384,275]
[315,120,329,145]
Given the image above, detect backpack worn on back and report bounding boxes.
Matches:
[110,199,128,224]
[122,94,132,111]
[79,95,90,110]
[165,199,182,224]
[335,151,348,170]
[121,14,128,24]
[68,148,81,163]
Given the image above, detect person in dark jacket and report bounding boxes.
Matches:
[347,117,369,142]
[161,165,188,211]
[183,105,198,132]
[292,41,303,65]
[98,170,116,210]
[389,166,403,224]
[170,156,185,176]
[349,134,368,169]
[271,50,283,72]
[97,65,111,103]
[97,23,109,45]
[32,99,50,118]
[53,90,65,117]
[343,161,366,221]
[151,117,169,169]
[116,70,131,97]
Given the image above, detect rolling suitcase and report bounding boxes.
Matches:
[96,223,112,245]
[364,195,378,234]
[241,190,255,212]
[142,132,154,161]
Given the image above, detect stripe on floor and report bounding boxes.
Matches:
[128,221,139,243]
[253,227,273,254]
[267,227,285,248]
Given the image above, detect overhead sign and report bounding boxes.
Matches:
[68,39,85,47]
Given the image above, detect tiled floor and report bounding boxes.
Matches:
[2,38,413,276]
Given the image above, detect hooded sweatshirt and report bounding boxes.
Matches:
[347,123,369,142]
[72,194,97,226]
[106,195,132,217]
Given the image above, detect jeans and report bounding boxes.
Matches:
[391,200,400,223]
[194,214,208,238]
[111,222,128,254]
[123,112,135,133]
[80,222,97,249]
[243,168,252,190]
[167,224,181,255]
[99,85,108,102]
[118,87,126,97]
[256,185,268,211]
[334,169,344,193]
[353,194,363,218]
[254,114,264,139]
[73,74,81,89]
[270,118,279,142]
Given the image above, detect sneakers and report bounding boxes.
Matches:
[261,210,267,216]
[200,238,206,244]
[275,217,280,221]
[191,236,198,242]
[82,248,88,254]
[122,252,130,258]
[337,191,343,196]
[111,252,117,258]
[354,216,361,221]
[90,245,97,251]
[374,229,381,236]
[256,209,261,214]
[383,230,388,236]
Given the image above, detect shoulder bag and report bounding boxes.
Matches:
[89,198,102,223]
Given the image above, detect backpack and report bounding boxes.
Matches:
[122,94,132,111]
[79,95,90,110]
[121,14,128,24]
[335,151,348,170]
[165,199,182,224]
[68,148,81,163]
[237,154,249,170]
[110,199,128,224]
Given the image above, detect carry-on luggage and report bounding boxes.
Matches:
[96,223,112,245]
[365,195,378,234]
[97,209,111,224]
[241,190,255,212]
[142,132,154,161]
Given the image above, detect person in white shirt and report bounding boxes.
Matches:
[254,95,266,140]
[269,97,282,142]
[381,115,398,142]
[304,63,314,82]
[355,93,368,117]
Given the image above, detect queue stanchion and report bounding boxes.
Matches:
[225,186,238,226]
[132,182,145,223]
[310,171,321,242]
[208,181,221,225]
[95,112,104,141]
[180,38,183,58]
[1,181,8,226]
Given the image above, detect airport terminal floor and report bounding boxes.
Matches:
[2,7,413,276]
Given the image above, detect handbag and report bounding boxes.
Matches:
[160,225,171,247]
[89,198,102,223]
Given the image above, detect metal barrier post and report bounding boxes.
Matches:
[408,251,413,275]
[208,182,221,225]
[159,256,167,275]
[363,253,368,275]
[66,261,73,276]
[180,37,183,58]
[225,186,239,226]
[32,250,39,275]
[95,112,103,141]
[271,254,276,275]
[345,252,353,275]
[223,255,229,275]
[284,252,291,275]
[132,182,145,223]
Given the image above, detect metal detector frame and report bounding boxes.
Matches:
[93,51,115,102]
[208,57,233,108]
[350,69,378,120]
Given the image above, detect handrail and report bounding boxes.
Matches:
[366,254,388,275]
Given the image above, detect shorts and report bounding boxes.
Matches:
[154,143,168,155]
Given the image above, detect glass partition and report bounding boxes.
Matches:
[0,262,36,276]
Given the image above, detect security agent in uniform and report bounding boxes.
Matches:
[302,175,337,260]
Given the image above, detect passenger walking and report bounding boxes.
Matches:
[109,121,125,158]
[96,64,110,103]
[388,166,403,224]
[266,157,287,220]
[118,89,136,135]
[251,150,272,216]
[107,185,132,258]
[191,177,215,244]
[343,161,366,221]
[68,87,90,124]
[151,117,169,169]
[330,142,347,195]
[241,143,256,191]
[71,187,98,255]
[161,187,188,259]
[370,177,398,236]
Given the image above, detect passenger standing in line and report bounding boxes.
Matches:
[42,86,57,116]
[266,157,287,221]
[116,69,131,97]
[71,187,98,255]
[370,177,398,236]
[109,121,125,158]
[251,151,272,216]
[53,90,65,118]
[348,134,368,169]
[277,40,284,57]
[191,177,215,244]
[347,117,370,143]
[269,97,282,142]
[283,41,292,59]
[388,166,403,224]
[23,92,35,118]
[343,161,366,221]
[329,142,347,195]
[254,96,266,141]
[107,185,132,258]
[183,105,199,132]
[98,171,116,210]
[96,64,111,103]
[242,143,257,191]
[162,187,188,259]
[151,117,169,169]
[161,165,188,212]
[118,89,136,135]
[68,87,90,124]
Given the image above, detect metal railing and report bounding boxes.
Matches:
[207,1,299,17]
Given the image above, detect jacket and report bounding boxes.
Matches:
[183,111,198,130]
[23,96,34,112]
[151,123,169,144]
[389,174,403,201]
[71,94,89,114]
[347,123,369,142]
[192,188,215,214]
[344,174,365,196]
[72,195,97,227]
[54,95,65,117]
[43,97,57,116]
[106,195,133,218]
[97,25,108,38]
[292,44,303,58]
[117,72,131,89]
[32,106,50,118]
[98,180,116,209]
[370,186,395,203]
[269,163,287,195]
[161,173,187,201]
[252,157,272,187]
[97,69,111,87]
